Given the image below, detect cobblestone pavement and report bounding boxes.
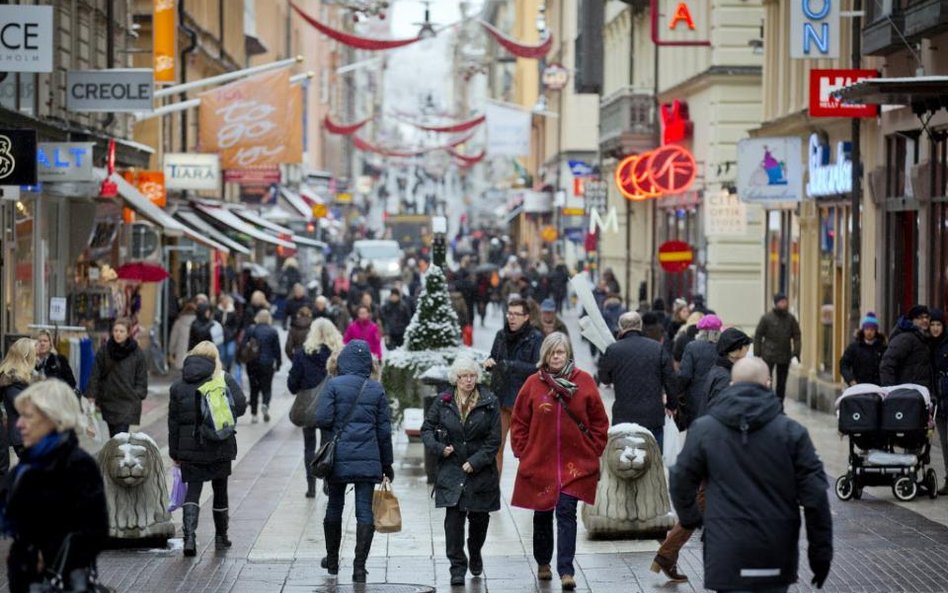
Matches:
[5,306,948,592]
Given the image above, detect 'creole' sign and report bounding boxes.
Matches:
[0,6,53,72]
[66,69,154,112]
[163,153,220,190]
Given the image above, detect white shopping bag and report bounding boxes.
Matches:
[82,400,107,443]
[663,415,681,468]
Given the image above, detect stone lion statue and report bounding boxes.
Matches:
[95,432,175,541]
[581,423,676,538]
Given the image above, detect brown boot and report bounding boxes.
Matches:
[650,554,689,583]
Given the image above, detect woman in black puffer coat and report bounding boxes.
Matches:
[241,309,282,423]
[87,318,148,437]
[287,318,343,498]
[168,341,247,557]
[34,330,77,389]
[315,340,393,583]
[676,315,722,429]
[421,356,501,586]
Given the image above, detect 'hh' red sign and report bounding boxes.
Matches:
[809,69,878,118]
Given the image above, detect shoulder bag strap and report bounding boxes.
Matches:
[334,379,369,437]
[550,390,593,440]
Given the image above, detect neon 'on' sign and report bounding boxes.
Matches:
[802,0,832,55]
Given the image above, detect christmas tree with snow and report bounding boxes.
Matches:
[404,265,461,351]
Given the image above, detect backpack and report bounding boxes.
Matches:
[238,327,261,364]
[196,374,236,441]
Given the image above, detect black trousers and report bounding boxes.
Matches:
[248,365,275,414]
[767,361,790,402]
[185,477,229,511]
[108,423,130,438]
[444,507,490,577]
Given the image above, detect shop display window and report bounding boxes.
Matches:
[930,131,948,311]
[817,205,851,379]
[764,209,800,314]
[655,203,703,304]
[884,133,921,321]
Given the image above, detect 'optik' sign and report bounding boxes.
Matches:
[790,0,839,59]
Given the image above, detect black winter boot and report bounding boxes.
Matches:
[213,509,232,549]
[939,477,948,496]
[182,504,200,557]
[352,523,375,583]
[322,520,342,575]
[305,477,316,498]
[468,512,490,576]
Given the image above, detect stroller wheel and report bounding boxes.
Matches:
[893,476,918,501]
[926,468,939,499]
[835,474,854,501]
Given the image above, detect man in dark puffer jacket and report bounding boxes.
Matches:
[671,357,833,593]
[880,305,932,391]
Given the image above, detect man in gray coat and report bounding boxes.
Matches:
[598,312,678,451]
[753,293,801,403]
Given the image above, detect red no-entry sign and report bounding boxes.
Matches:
[658,240,693,273]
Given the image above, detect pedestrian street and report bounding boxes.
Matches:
[5,308,948,593]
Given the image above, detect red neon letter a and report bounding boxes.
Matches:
[669,2,696,30]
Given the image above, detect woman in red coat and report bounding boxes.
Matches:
[510,331,609,591]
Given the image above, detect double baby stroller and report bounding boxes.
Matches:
[835,383,935,501]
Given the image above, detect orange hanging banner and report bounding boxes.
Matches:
[153,0,176,83]
[199,69,300,169]
[123,170,167,208]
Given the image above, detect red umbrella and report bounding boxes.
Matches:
[116,262,170,283]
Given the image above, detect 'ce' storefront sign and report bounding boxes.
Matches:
[614,146,697,201]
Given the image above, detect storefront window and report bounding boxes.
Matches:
[930,131,948,310]
[817,205,851,379]
[12,198,34,334]
[884,133,921,321]
[655,202,702,304]
[764,209,800,312]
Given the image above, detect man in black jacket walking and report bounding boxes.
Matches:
[380,289,412,349]
[484,298,542,476]
[670,357,832,593]
[880,305,932,391]
[598,312,678,451]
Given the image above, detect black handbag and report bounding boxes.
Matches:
[289,376,327,428]
[311,379,368,479]
[30,533,111,593]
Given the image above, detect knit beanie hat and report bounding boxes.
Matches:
[860,312,879,329]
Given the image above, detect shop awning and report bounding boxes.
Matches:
[97,168,187,236]
[174,210,251,255]
[178,222,232,254]
[279,187,313,219]
[233,208,327,250]
[835,76,948,113]
[193,203,295,248]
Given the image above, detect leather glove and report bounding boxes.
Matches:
[383,464,395,483]
[810,558,831,589]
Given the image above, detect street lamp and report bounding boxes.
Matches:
[416,1,437,39]
[432,215,447,267]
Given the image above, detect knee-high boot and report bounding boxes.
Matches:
[213,509,231,549]
[322,520,342,575]
[352,523,375,583]
[182,504,200,557]
[468,513,490,576]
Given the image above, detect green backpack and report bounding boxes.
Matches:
[196,375,236,441]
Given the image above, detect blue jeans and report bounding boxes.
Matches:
[325,481,375,524]
[533,493,578,577]
[221,341,236,372]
